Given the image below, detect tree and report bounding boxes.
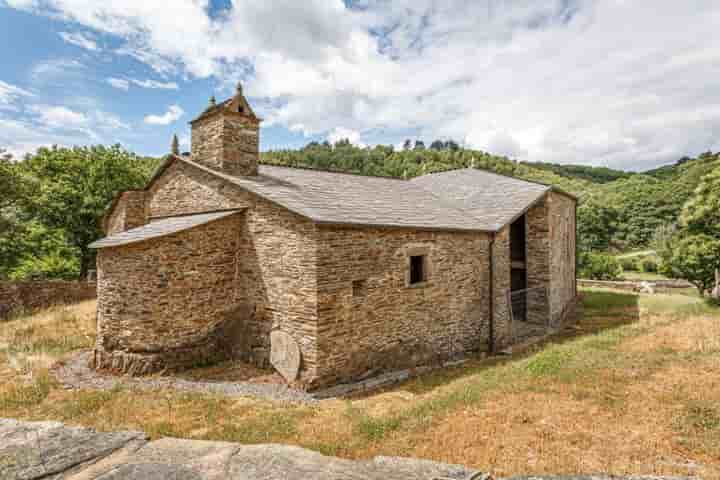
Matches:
[430,140,445,150]
[680,167,720,236]
[577,200,618,251]
[413,140,426,151]
[171,134,180,155]
[18,145,153,279]
[402,139,412,151]
[665,234,720,295]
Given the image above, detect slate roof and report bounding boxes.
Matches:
[89,210,243,249]
[176,156,496,232]
[96,156,574,249]
[410,168,553,230]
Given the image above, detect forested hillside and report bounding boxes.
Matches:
[1,141,718,281]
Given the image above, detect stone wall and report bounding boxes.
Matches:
[313,225,491,388]
[106,190,147,235]
[492,226,512,350]
[0,281,96,320]
[548,192,577,324]
[190,113,259,176]
[94,213,244,374]
[100,159,319,382]
[525,197,551,325]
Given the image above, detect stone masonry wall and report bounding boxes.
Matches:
[548,192,577,324]
[0,281,96,320]
[94,213,243,374]
[190,114,259,177]
[106,191,147,235]
[525,196,551,326]
[190,115,224,172]
[492,226,512,350]
[313,225,491,388]
[138,159,318,382]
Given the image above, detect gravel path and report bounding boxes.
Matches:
[52,351,318,405]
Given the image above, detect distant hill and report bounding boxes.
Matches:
[261,143,720,250]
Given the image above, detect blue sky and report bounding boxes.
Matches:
[1,0,719,170]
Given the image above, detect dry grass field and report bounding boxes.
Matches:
[1,289,719,478]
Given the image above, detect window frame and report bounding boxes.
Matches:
[405,246,432,288]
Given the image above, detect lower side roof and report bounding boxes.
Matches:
[89,209,243,249]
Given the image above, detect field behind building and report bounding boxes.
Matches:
[1,289,719,479]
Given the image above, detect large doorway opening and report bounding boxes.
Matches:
[510,214,527,321]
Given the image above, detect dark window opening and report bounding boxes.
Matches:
[352,279,366,297]
[410,255,425,284]
[510,214,526,263]
[238,105,245,113]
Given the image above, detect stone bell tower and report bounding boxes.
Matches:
[189,82,260,176]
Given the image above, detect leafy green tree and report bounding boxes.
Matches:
[577,201,617,251]
[18,145,154,279]
[665,235,720,295]
[430,140,445,150]
[578,251,622,280]
[680,167,720,236]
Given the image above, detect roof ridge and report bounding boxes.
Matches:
[260,162,407,181]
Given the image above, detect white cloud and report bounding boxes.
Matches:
[29,105,88,128]
[327,127,365,147]
[107,78,130,90]
[0,80,33,105]
[58,31,99,51]
[6,0,720,169]
[130,78,178,90]
[107,77,177,90]
[144,104,184,125]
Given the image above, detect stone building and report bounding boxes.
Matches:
[90,85,578,389]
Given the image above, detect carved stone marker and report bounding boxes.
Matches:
[270,331,301,382]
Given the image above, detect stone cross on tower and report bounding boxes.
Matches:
[189,81,260,176]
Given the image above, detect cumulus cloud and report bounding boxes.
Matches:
[327,127,365,147]
[144,104,184,125]
[29,105,88,128]
[6,0,720,169]
[58,31,99,51]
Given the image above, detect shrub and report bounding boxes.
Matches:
[640,257,658,273]
[579,252,623,280]
[620,257,638,271]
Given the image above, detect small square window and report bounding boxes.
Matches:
[352,279,367,297]
[409,255,425,285]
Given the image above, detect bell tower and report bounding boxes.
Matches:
[189,82,260,176]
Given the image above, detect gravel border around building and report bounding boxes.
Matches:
[52,351,318,404]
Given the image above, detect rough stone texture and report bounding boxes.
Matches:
[0,418,145,480]
[190,90,259,177]
[270,330,301,382]
[94,213,244,375]
[492,226,512,350]
[92,92,579,389]
[313,225,491,387]
[105,190,147,235]
[0,281,96,319]
[548,192,577,325]
[97,159,319,382]
[526,197,551,326]
[0,419,689,480]
[0,419,483,480]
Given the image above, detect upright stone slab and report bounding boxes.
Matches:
[270,331,301,382]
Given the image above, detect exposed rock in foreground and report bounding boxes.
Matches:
[0,419,690,480]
